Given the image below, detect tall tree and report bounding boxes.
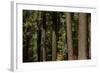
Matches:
[65,13,73,60]
[71,13,79,60]
[88,14,91,59]
[42,12,46,61]
[52,12,57,61]
[37,11,42,61]
[23,10,34,62]
[87,14,91,59]
[78,13,87,59]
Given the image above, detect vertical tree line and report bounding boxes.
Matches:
[23,10,91,62]
[52,12,57,61]
[37,11,42,61]
[78,13,87,59]
[65,13,73,60]
[42,12,46,61]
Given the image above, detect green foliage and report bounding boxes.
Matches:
[23,10,90,62]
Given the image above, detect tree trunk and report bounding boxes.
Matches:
[88,14,91,59]
[87,14,91,59]
[37,12,42,61]
[72,13,78,60]
[42,12,46,61]
[65,13,73,60]
[52,12,57,61]
[78,13,87,59]
[37,30,41,61]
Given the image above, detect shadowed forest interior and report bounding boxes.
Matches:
[23,10,91,62]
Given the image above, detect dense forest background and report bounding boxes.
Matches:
[23,10,91,62]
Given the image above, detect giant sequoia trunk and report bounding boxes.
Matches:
[72,13,79,60]
[87,14,91,59]
[78,13,87,59]
[37,30,41,61]
[88,14,91,59]
[42,12,46,61]
[37,12,42,61]
[65,13,73,60]
[23,35,29,62]
[52,12,57,61]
